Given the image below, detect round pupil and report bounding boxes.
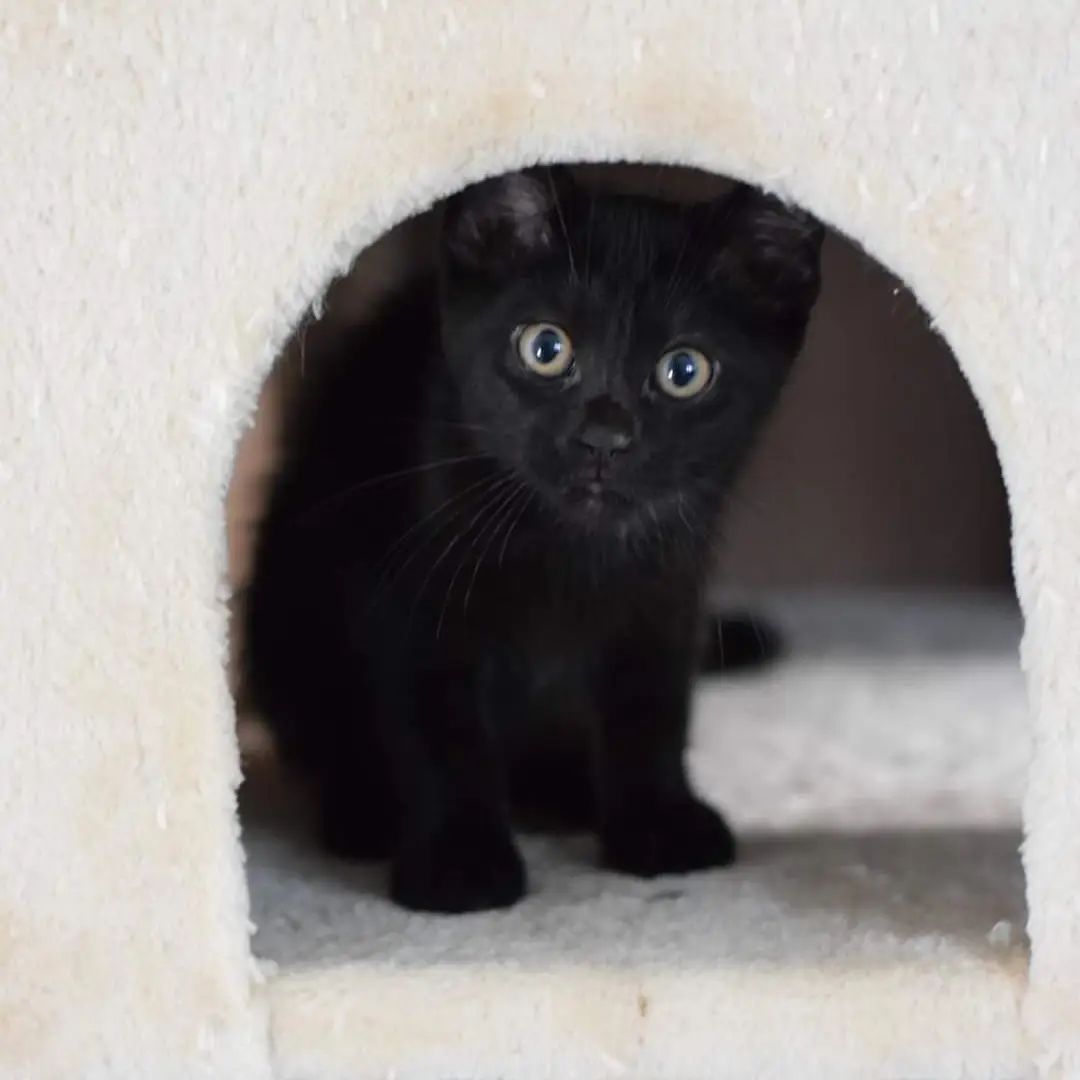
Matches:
[533,329,563,365]
[668,352,698,387]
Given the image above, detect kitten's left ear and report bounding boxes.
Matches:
[442,166,574,273]
[707,184,825,335]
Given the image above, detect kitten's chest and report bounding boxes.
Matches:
[468,548,625,642]
[488,600,597,734]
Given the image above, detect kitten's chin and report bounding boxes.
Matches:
[561,484,636,529]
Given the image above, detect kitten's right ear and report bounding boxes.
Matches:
[442,168,570,272]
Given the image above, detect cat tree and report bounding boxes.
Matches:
[3,2,1079,1077]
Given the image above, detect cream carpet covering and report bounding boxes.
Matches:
[245,592,1031,1079]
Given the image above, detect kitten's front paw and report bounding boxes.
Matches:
[391,818,526,913]
[321,806,396,862]
[601,794,736,878]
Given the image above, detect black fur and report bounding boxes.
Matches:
[244,169,822,912]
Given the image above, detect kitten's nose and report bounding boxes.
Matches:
[575,396,635,454]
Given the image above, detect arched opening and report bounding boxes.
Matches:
[226,164,1027,1074]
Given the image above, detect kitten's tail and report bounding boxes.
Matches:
[701,612,783,673]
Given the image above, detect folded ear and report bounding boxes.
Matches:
[706,184,824,336]
[442,167,574,273]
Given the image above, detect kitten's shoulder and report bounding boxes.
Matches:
[283,274,440,440]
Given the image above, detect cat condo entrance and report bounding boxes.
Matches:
[228,166,1028,1077]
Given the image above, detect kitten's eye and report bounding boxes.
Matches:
[515,323,574,377]
[655,348,713,399]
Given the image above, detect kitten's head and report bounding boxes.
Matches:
[438,168,823,554]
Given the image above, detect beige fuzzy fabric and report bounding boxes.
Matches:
[245,591,1032,1080]
[2,2,1078,1077]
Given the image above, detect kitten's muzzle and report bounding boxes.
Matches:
[574,395,636,455]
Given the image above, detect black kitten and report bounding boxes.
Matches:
[244,169,822,913]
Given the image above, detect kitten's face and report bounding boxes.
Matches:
[438,170,823,550]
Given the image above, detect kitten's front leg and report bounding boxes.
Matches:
[592,610,736,878]
[385,657,525,913]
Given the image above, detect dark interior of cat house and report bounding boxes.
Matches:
[227,164,1026,1064]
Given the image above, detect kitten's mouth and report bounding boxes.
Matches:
[564,482,633,514]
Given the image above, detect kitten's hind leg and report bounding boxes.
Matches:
[318,737,400,861]
[508,736,595,832]
[281,664,403,861]
[385,658,526,914]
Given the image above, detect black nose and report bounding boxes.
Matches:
[575,396,635,454]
